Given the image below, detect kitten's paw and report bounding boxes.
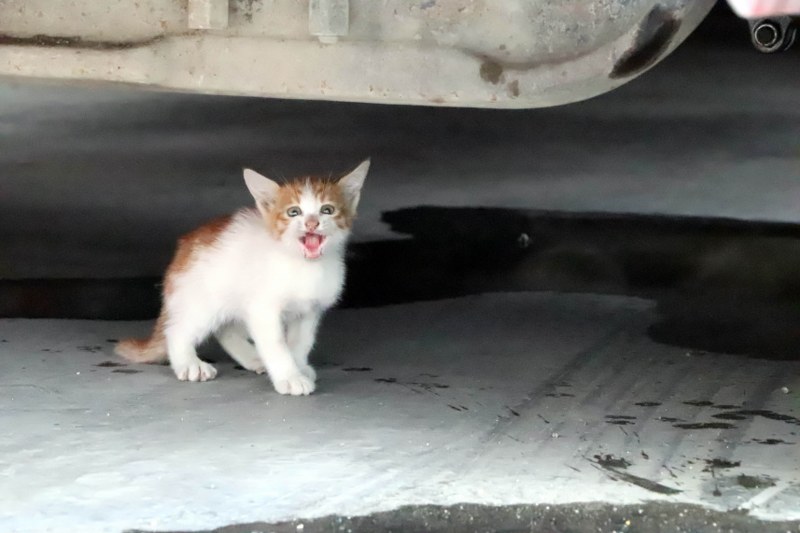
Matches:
[273,374,316,396]
[299,364,317,381]
[174,361,218,382]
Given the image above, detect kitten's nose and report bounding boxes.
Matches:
[305,217,319,232]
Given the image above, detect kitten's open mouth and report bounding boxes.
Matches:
[300,233,325,259]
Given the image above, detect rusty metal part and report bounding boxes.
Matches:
[0,0,715,108]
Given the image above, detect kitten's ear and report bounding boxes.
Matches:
[338,159,370,212]
[243,168,280,214]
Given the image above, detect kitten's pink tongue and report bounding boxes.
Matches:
[303,233,322,259]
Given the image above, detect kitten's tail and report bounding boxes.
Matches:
[115,313,168,363]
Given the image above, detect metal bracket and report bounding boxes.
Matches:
[188,0,229,30]
[309,0,349,44]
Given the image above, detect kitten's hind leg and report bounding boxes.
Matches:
[215,323,266,374]
[167,330,217,382]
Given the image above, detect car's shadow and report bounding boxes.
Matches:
[4,206,800,361]
[345,206,800,361]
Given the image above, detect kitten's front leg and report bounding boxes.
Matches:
[166,326,218,382]
[285,311,321,381]
[247,309,315,396]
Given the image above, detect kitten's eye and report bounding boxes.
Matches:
[320,204,335,215]
[286,206,302,217]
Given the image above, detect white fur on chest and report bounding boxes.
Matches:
[255,252,345,312]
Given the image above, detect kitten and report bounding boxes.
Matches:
[115,160,370,395]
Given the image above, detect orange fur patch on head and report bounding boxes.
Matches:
[312,177,356,229]
[264,175,356,237]
[265,181,303,237]
[164,215,233,295]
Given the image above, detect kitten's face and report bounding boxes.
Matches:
[268,179,353,259]
[243,160,369,260]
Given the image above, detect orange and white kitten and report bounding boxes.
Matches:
[115,160,370,395]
